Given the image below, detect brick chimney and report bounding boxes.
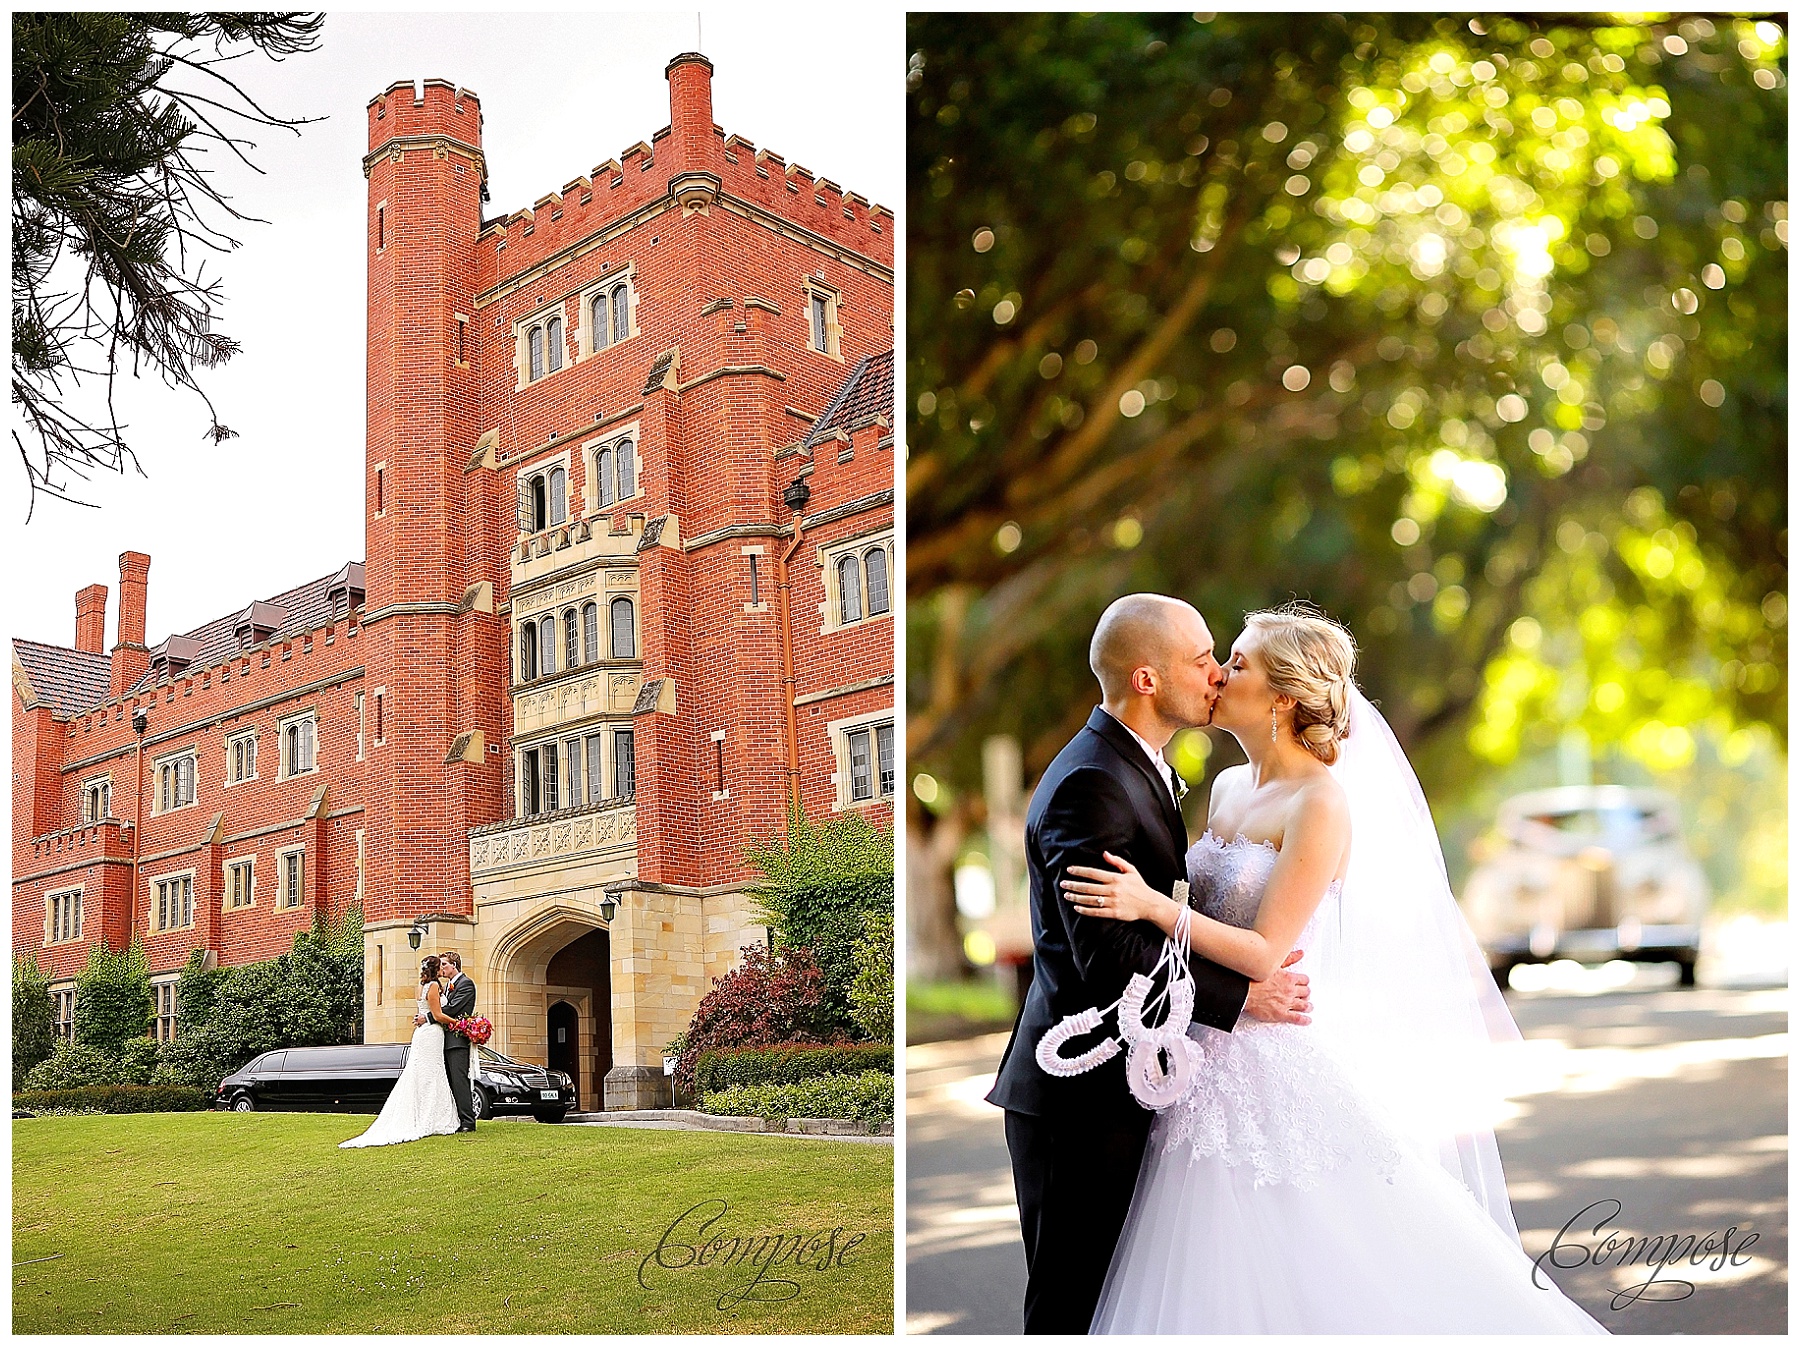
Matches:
[109,551,151,699]
[75,584,108,654]
[665,51,715,172]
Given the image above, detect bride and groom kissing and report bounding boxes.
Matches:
[987,595,1605,1334]
[340,951,481,1148]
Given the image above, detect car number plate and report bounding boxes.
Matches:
[540,1089,559,1100]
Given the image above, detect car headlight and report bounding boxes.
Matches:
[556,1072,572,1088]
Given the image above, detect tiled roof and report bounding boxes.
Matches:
[804,349,894,449]
[123,562,363,697]
[12,641,113,718]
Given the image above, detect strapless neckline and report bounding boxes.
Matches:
[1187,830,1342,931]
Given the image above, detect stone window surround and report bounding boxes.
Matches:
[710,727,728,801]
[514,722,636,814]
[224,728,259,787]
[149,866,198,934]
[517,448,573,537]
[80,773,113,822]
[582,422,642,516]
[741,544,769,614]
[576,263,639,361]
[152,977,179,1042]
[45,885,83,946]
[275,845,306,911]
[817,527,896,635]
[825,707,896,812]
[151,746,199,816]
[372,686,388,748]
[52,984,75,1041]
[517,299,568,386]
[224,855,256,911]
[276,709,319,782]
[372,459,388,521]
[803,275,844,360]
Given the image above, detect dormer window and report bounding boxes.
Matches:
[233,601,287,653]
[148,634,203,681]
[326,562,366,622]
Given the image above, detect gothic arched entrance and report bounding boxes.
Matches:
[545,928,612,1110]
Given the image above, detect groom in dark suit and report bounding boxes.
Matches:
[986,594,1314,1333]
[422,950,479,1132]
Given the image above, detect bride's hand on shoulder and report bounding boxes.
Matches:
[1062,852,1170,925]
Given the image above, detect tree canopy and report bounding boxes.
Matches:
[906,13,1785,973]
[12,11,324,516]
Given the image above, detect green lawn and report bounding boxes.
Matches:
[14,1113,893,1334]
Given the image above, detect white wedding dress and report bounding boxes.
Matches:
[339,986,461,1148]
[1090,833,1607,1334]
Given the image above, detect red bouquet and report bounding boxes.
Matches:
[451,1015,493,1046]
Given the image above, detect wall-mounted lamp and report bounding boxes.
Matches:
[599,890,619,923]
[408,919,428,951]
[781,476,811,515]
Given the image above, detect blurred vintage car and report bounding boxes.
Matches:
[1460,785,1710,987]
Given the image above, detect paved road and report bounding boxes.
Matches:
[905,967,1786,1334]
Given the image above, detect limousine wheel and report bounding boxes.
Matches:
[534,1108,569,1124]
[231,1093,256,1113]
[472,1086,491,1120]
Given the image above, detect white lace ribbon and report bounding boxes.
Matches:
[1034,884,1203,1110]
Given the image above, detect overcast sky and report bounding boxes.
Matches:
[6,9,900,654]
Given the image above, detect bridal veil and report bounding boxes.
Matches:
[1307,685,1524,1240]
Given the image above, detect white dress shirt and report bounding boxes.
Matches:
[1103,709,1180,806]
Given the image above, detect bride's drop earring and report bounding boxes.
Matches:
[1270,704,1279,743]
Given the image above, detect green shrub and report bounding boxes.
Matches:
[700,1070,894,1125]
[22,1040,124,1092]
[117,1037,163,1085]
[746,806,894,1034]
[152,923,364,1093]
[174,948,228,1031]
[673,943,835,1095]
[73,942,153,1051]
[849,908,894,1044]
[13,956,55,1091]
[694,1042,893,1094]
[13,1084,210,1115]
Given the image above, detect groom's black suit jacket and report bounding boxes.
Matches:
[441,973,476,1038]
[987,707,1250,1120]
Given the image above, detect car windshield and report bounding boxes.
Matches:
[477,1046,529,1070]
[1527,806,1656,842]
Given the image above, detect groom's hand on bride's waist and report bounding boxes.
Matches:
[1241,949,1311,1025]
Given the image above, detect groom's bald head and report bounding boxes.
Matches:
[1090,594,1201,700]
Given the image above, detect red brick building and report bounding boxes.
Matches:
[12,53,894,1110]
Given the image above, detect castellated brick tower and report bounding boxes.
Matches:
[342,53,892,1101]
[361,79,506,1034]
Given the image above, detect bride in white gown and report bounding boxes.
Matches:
[1061,603,1606,1334]
[340,955,463,1148]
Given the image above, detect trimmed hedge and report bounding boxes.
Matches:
[700,1070,893,1125]
[14,1084,211,1115]
[694,1042,894,1095]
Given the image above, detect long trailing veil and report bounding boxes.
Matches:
[1306,684,1525,1241]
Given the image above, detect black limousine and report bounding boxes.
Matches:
[215,1043,575,1122]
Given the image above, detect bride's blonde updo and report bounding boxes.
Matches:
[1243,601,1358,765]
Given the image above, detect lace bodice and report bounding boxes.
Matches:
[1186,830,1342,934]
[1158,833,1399,1190]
